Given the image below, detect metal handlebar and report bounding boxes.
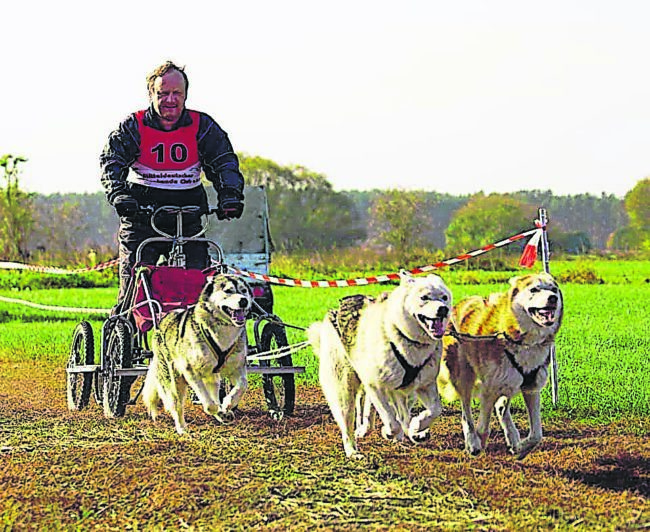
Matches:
[150,205,207,240]
[134,205,225,268]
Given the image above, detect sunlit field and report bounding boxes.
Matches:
[1,259,648,530]
[1,260,648,421]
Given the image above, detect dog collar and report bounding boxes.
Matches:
[390,342,432,389]
[394,326,430,348]
[504,349,550,389]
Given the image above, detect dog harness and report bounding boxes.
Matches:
[390,342,434,389]
[199,323,233,372]
[504,349,550,390]
[179,308,234,371]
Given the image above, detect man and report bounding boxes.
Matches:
[100,61,245,308]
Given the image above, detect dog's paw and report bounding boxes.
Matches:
[408,428,430,444]
[465,433,482,456]
[515,437,541,460]
[214,410,236,425]
[344,443,365,460]
[381,425,404,442]
[174,425,189,436]
[269,409,285,422]
[466,444,482,456]
[355,423,370,439]
[203,403,220,416]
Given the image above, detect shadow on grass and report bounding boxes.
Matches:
[564,455,649,497]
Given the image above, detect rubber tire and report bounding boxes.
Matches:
[92,368,104,406]
[92,323,111,406]
[102,321,133,418]
[66,321,94,411]
[260,323,296,420]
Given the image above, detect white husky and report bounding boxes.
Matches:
[308,272,452,458]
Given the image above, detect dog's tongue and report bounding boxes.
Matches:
[538,307,556,323]
[234,309,246,322]
[423,317,445,337]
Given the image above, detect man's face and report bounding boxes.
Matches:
[150,69,187,128]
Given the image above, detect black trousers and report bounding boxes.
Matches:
[116,212,208,306]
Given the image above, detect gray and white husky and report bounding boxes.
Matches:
[308,272,452,458]
[142,273,253,434]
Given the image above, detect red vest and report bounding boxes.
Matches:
[129,110,203,189]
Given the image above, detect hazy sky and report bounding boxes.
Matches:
[2,1,650,198]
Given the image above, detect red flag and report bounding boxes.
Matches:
[519,230,542,268]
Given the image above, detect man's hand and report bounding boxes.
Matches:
[216,197,244,220]
[113,195,139,217]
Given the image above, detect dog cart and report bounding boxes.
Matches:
[66,186,304,421]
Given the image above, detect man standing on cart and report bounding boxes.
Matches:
[100,60,245,310]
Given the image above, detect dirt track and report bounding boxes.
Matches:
[1,361,648,531]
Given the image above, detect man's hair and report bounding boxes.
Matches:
[147,61,189,94]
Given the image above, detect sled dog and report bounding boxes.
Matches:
[142,273,253,434]
[437,272,563,459]
[308,272,452,458]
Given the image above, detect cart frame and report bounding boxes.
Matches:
[66,195,304,421]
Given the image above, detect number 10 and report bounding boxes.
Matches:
[151,143,188,163]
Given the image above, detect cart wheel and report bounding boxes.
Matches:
[260,323,296,420]
[92,369,104,406]
[102,321,133,418]
[92,323,111,406]
[66,321,94,411]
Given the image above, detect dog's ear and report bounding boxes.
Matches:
[508,275,524,298]
[202,278,215,299]
[236,277,253,298]
[208,274,230,290]
[540,271,559,287]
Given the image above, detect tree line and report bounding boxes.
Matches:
[1,153,648,264]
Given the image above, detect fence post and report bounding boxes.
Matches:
[538,208,559,406]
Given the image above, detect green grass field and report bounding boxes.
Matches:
[1,260,648,422]
[1,260,649,530]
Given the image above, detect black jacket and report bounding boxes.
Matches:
[100,106,244,212]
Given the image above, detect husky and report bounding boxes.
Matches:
[308,272,452,459]
[142,273,253,434]
[437,272,563,459]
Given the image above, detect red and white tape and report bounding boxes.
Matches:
[0,258,119,275]
[0,227,543,288]
[230,227,542,288]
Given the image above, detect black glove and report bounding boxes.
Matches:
[113,195,139,217]
[216,197,244,220]
[216,188,244,220]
